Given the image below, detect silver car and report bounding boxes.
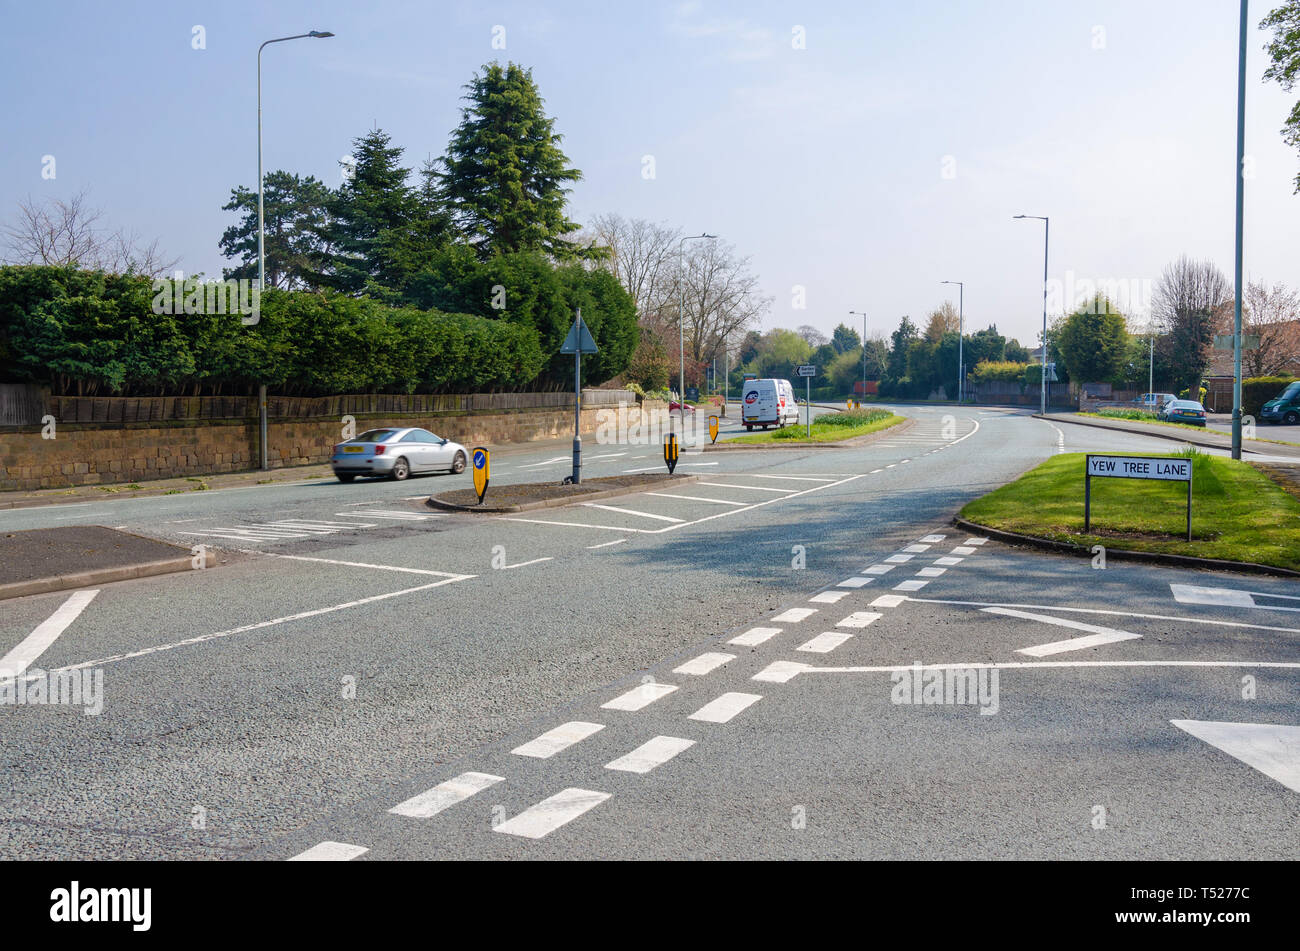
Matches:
[330,428,468,482]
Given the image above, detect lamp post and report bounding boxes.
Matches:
[849,310,868,399]
[941,281,964,403]
[1231,0,1247,460]
[677,233,715,433]
[258,29,333,469]
[1014,215,1050,415]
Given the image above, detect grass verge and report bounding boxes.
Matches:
[728,409,905,444]
[1077,410,1207,432]
[959,450,1300,571]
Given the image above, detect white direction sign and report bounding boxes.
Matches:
[1086,455,1191,482]
[796,365,817,377]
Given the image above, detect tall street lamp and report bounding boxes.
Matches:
[849,310,868,399]
[678,233,715,433]
[1231,0,1248,460]
[258,29,333,469]
[1014,215,1050,416]
[941,281,964,404]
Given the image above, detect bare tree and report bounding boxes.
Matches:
[1,190,178,277]
[1151,256,1233,394]
[1244,280,1300,377]
[675,238,772,381]
[586,213,681,318]
[796,325,829,349]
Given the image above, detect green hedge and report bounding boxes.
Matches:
[0,264,625,397]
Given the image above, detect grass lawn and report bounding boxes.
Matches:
[728,408,905,444]
[1077,410,1208,432]
[960,450,1300,571]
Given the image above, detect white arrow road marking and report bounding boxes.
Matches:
[0,590,98,678]
[389,772,504,818]
[512,721,605,759]
[986,607,1143,656]
[1171,720,1300,794]
[493,788,611,839]
[288,841,369,861]
[605,736,695,774]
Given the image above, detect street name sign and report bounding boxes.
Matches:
[1084,454,1193,541]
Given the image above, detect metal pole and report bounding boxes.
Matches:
[678,241,685,436]
[862,312,867,398]
[1148,331,1154,402]
[724,333,729,416]
[257,45,267,470]
[806,376,811,438]
[1231,0,1247,460]
[572,344,581,485]
[1041,218,1049,416]
[958,283,964,404]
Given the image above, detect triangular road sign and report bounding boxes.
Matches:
[560,311,599,354]
[1172,719,1300,794]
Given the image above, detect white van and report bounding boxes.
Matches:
[742,378,800,430]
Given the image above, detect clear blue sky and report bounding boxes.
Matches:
[2,0,1297,347]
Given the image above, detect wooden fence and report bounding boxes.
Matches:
[0,384,48,426]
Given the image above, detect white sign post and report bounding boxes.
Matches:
[796,365,816,437]
[1084,454,1193,541]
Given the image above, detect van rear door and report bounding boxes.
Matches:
[742,380,776,424]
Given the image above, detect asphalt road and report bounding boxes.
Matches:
[2,405,1297,860]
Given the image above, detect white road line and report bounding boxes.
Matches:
[907,597,1300,636]
[744,474,835,483]
[933,556,963,566]
[0,590,99,678]
[245,551,471,577]
[964,537,988,545]
[884,554,914,563]
[797,631,853,653]
[23,576,471,682]
[836,611,882,628]
[580,503,685,523]
[871,595,909,608]
[512,721,605,758]
[388,772,504,818]
[771,607,817,623]
[493,788,611,839]
[870,469,884,474]
[1171,720,1300,794]
[809,591,849,604]
[502,517,654,533]
[952,546,977,555]
[500,557,554,570]
[785,660,1300,679]
[837,577,873,588]
[752,661,810,683]
[697,482,791,493]
[605,736,695,773]
[602,682,678,711]
[644,492,747,506]
[864,564,895,575]
[688,692,763,723]
[728,626,782,646]
[985,608,1143,656]
[1170,584,1257,608]
[588,453,628,460]
[335,510,434,521]
[288,841,369,861]
[904,544,930,553]
[673,652,735,675]
[893,579,930,591]
[586,538,628,549]
[916,567,947,578]
[921,534,947,543]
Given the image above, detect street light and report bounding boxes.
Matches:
[940,281,964,404]
[1231,0,1248,460]
[849,310,868,399]
[258,29,333,469]
[1014,215,1050,416]
[678,233,715,433]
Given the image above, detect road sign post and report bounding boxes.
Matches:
[1084,454,1193,542]
[472,447,490,504]
[560,308,599,485]
[796,365,816,438]
[664,433,679,474]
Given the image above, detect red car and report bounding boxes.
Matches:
[668,401,696,414]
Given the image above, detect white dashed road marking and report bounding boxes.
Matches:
[674,652,735,676]
[605,736,696,774]
[689,692,763,723]
[493,788,612,839]
[389,772,504,818]
[809,591,850,604]
[288,841,369,861]
[836,611,882,628]
[728,626,782,647]
[512,721,605,759]
[601,682,678,711]
[797,631,853,653]
[771,607,818,623]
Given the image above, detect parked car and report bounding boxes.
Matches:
[330,428,468,482]
[1133,392,1178,411]
[1260,380,1300,425]
[1157,399,1207,426]
[667,401,696,414]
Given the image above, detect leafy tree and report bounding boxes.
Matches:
[831,322,861,354]
[1005,338,1031,363]
[1056,296,1130,383]
[923,302,960,342]
[1263,2,1300,193]
[964,325,1006,367]
[886,316,919,385]
[440,62,585,259]
[220,171,334,290]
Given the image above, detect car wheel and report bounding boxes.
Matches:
[450,450,467,474]
[389,457,410,481]
[336,473,356,483]
[745,425,752,431]
[1285,412,1299,425]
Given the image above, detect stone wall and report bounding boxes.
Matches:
[0,401,667,492]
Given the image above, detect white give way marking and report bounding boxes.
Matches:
[1171,583,1300,613]
[1172,720,1300,795]
[0,590,99,678]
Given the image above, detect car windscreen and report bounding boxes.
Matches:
[1280,382,1300,400]
[355,429,396,443]
[1170,401,1201,410]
